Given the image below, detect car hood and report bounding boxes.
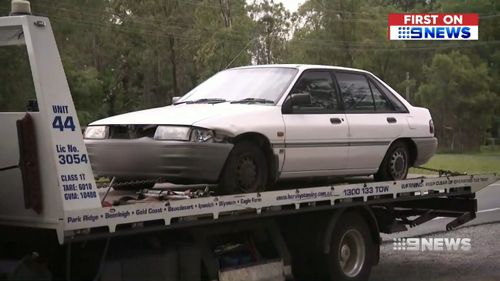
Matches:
[89,103,278,126]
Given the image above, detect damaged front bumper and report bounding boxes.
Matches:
[85,138,234,183]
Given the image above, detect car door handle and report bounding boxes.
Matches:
[330,118,342,124]
[387,117,397,124]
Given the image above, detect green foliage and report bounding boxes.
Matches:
[248,0,291,64]
[410,152,500,174]
[0,46,36,111]
[192,0,254,79]
[0,0,498,152]
[417,51,497,152]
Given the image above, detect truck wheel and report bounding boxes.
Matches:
[327,212,374,281]
[219,141,268,194]
[374,141,409,181]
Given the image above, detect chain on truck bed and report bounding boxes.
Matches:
[97,178,160,189]
[97,165,467,196]
[413,166,467,177]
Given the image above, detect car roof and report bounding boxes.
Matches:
[230,64,370,74]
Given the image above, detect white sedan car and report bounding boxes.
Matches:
[84,65,437,194]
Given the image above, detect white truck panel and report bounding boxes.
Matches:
[0,16,101,243]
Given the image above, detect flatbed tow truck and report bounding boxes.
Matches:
[0,3,498,281]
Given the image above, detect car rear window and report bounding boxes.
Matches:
[369,80,394,112]
[336,72,375,112]
[369,77,408,113]
[336,72,408,113]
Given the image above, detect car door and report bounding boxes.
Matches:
[334,71,406,170]
[281,70,349,176]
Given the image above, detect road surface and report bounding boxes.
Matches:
[372,180,500,280]
[381,180,500,240]
[372,222,500,281]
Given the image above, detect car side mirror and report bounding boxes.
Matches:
[282,93,311,114]
[172,96,181,104]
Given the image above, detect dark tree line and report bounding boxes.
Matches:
[0,0,498,152]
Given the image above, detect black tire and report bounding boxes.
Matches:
[111,177,156,191]
[374,141,409,181]
[218,141,268,194]
[326,212,375,281]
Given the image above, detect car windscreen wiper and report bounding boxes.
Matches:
[180,98,227,104]
[230,98,275,104]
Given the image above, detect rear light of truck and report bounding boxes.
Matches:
[429,120,434,135]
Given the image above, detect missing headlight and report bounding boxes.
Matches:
[190,128,214,143]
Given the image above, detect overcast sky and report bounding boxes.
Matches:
[247,0,304,12]
[276,0,303,12]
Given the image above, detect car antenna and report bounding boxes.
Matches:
[224,37,256,69]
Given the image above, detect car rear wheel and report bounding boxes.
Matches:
[374,141,409,181]
[218,141,268,194]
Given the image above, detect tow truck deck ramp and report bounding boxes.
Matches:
[64,174,495,239]
[0,7,498,281]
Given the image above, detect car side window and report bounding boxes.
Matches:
[369,80,395,112]
[289,71,339,113]
[370,77,408,113]
[336,72,374,112]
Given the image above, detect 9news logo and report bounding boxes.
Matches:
[388,13,479,40]
[393,237,472,251]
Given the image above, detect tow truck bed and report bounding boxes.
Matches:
[0,8,498,281]
[63,174,496,242]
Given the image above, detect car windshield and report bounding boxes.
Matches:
[178,67,298,104]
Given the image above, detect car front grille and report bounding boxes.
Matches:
[108,125,157,139]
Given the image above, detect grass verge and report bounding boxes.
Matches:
[411,151,500,175]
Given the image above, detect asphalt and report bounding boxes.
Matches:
[371,180,500,281]
[371,222,500,281]
[381,180,500,240]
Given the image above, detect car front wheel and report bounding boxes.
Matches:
[374,141,409,181]
[218,141,268,194]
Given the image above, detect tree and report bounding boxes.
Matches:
[285,0,372,67]
[248,0,291,64]
[1,0,499,152]
[416,51,497,152]
[191,0,254,79]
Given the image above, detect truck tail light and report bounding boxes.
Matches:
[429,120,434,135]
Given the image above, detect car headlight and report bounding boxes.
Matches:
[154,126,191,141]
[84,126,108,139]
[190,128,215,143]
